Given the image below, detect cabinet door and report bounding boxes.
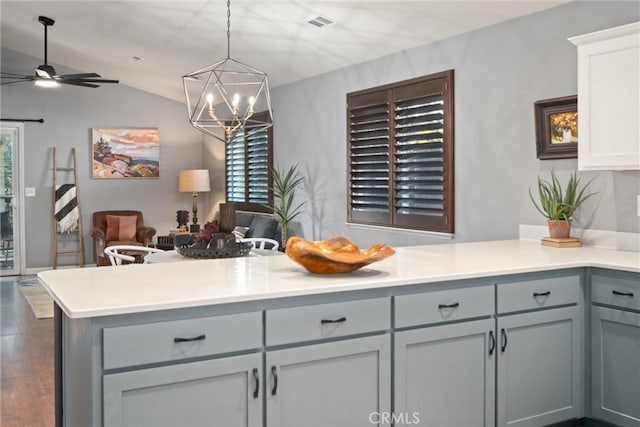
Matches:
[395,318,495,426]
[103,353,262,427]
[571,22,640,170]
[266,335,390,427]
[591,306,640,427]
[497,306,583,426]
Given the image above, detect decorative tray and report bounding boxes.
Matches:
[176,233,253,259]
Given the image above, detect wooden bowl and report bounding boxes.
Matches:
[285,236,395,274]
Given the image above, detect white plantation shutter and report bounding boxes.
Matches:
[225,112,273,209]
[347,71,454,233]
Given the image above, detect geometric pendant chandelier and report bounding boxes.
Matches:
[183,0,273,143]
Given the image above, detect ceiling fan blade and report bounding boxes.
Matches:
[58,73,102,79]
[68,78,119,84]
[1,79,32,86]
[59,80,100,88]
[1,72,32,78]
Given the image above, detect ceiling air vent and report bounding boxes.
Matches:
[307,15,334,28]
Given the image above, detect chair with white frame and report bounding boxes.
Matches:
[239,238,280,251]
[104,245,164,266]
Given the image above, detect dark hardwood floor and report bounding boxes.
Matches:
[1,276,55,427]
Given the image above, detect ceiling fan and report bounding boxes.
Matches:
[0,16,119,89]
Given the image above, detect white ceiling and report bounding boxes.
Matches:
[1,0,568,102]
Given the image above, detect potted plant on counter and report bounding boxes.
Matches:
[529,170,596,239]
[268,164,305,246]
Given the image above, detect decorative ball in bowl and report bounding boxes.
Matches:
[285,236,395,274]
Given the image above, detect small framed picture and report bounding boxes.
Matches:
[534,95,578,160]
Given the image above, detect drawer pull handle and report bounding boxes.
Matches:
[488,330,495,356]
[500,328,508,353]
[173,334,206,343]
[612,290,634,297]
[438,303,460,309]
[271,366,278,396]
[252,368,259,399]
[321,317,347,324]
[533,291,551,297]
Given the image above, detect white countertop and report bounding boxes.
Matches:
[38,240,640,319]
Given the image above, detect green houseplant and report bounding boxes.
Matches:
[529,170,596,238]
[268,164,305,245]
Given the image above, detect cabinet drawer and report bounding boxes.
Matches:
[497,275,580,314]
[103,311,261,370]
[266,298,390,346]
[395,286,494,328]
[592,274,639,311]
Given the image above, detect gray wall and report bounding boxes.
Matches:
[270,1,640,248]
[3,1,639,269]
[1,48,204,269]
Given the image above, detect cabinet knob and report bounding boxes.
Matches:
[489,330,496,356]
[252,368,259,399]
[321,317,347,324]
[173,334,206,343]
[271,366,278,396]
[612,290,634,297]
[438,302,460,309]
[533,291,551,297]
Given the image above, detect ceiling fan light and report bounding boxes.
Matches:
[35,64,56,79]
[35,79,60,88]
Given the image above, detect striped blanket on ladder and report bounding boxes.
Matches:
[55,184,79,233]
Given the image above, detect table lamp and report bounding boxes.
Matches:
[178,169,211,232]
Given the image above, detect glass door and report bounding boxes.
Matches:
[1,123,22,275]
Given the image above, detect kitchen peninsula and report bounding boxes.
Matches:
[38,240,640,427]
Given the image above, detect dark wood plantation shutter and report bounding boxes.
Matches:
[348,90,391,225]
[347,70,454,233]
[393,76,453,232]
[225,112,273,210]
[246,127,270,204]
[226,131,246,202]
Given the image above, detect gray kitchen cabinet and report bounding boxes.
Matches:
[103,353,262,427]
[265,334,391,427]
[496,306,583,426]
[395,318,495,426]
[591,306,640,426]
[590,272,640,427]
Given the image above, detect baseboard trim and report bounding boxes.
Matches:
[546,417,618,427]
[23,264,97,276]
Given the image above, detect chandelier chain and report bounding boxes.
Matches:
[226,0,231,59]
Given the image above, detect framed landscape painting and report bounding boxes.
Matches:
[91,128,160,178]
[534,95,578,160]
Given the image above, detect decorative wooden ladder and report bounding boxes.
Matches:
[51,147,85,268]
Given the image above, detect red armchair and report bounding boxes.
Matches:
[91,210,156,266]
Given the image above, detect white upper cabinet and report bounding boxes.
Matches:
[569,22,640,170]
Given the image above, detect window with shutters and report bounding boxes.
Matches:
[225,112,273,212]
[347,70,454,233]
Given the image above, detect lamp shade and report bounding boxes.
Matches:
[179,169,211,193]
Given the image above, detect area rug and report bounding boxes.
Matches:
[18,280,54,319]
